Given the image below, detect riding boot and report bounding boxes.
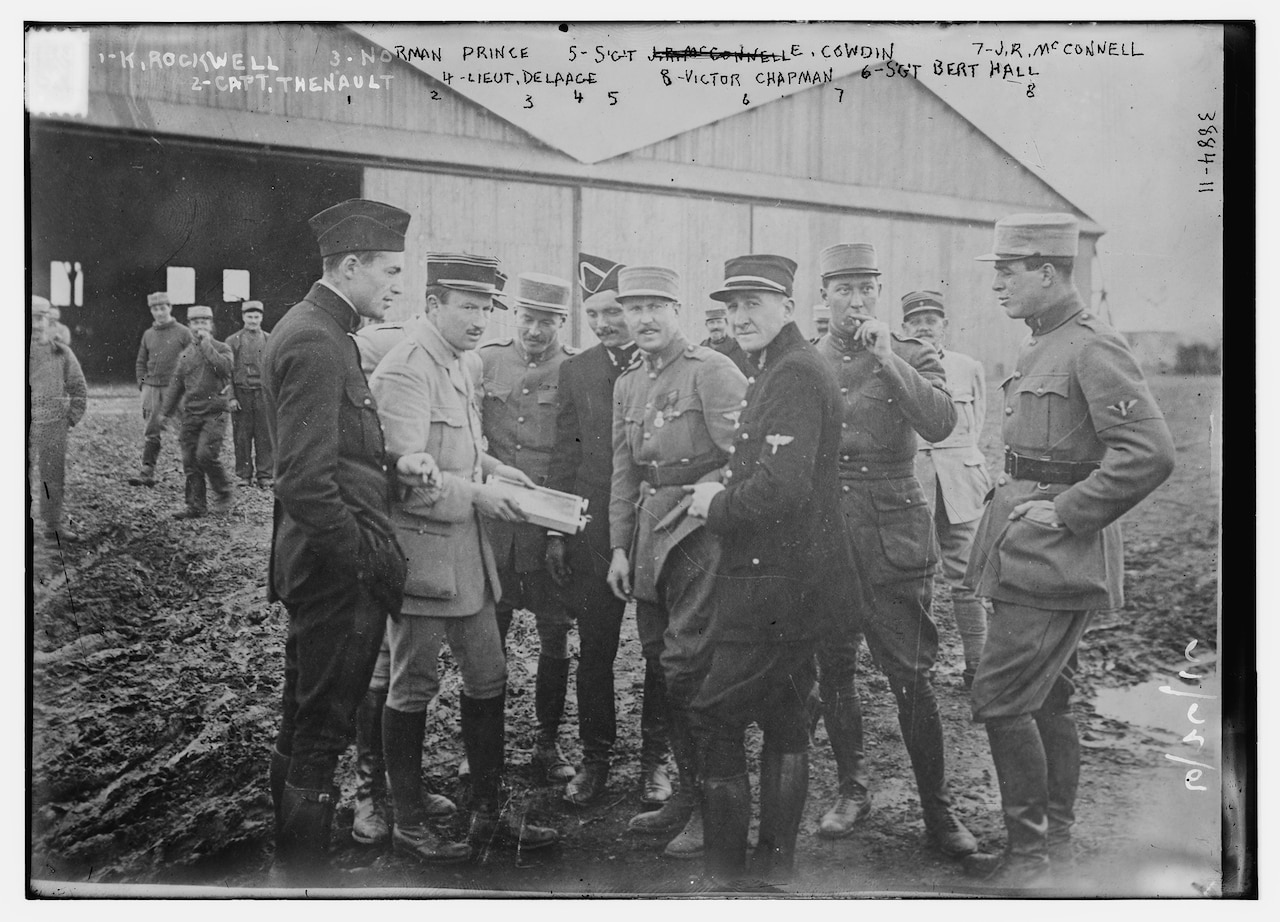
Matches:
[630,705,697,839]
[1036,706,1081,878]
[383,705,470,863]
[269,784,334,887]
[753,750,809,882]
[638,658,673,806]
[465,691,559,851]
[701,773,751,885]
[894,676,976,857]
[817,681,872,838]
[969,715,1051,889]
[352,690,389,845]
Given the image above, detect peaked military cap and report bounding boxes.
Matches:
[240,300,265,314]
[705,305,727,321]
[187,305,213,320]
[710,254,798,301]
[309,199,411,258]
[975,213,1079,261]
[901,290,946,319]
[147,291,171,307]
[819,243,880,279]
[618,266,681,301]
[427,253,506,305]
[503,272,573,315]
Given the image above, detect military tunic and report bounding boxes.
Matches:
[966,291,1175,719]
[701,334,755,378]
[226,327,273,483]
[30,335,87,535]
[610,333,747,704]
[916,349,991,526]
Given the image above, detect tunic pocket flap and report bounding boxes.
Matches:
[1014,373,1070,399]
[995,517,1106,598]
[536,387,559,405]
[430,407,465,428]
[394,521,458,599]
[344,383,376,409]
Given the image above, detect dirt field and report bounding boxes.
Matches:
[29,372,1224,897]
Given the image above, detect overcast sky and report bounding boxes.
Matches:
[355,21,1223,337]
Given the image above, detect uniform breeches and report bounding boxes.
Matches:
[179,412,230,508]
[495,564,573,659]
[275,580,386,790]
[634,528,719,710]
[385,597,507,712]
[971,601,1092,721]
[934,494,981,598]
[140,384,169,467]
[30,418,68,531]
[232,387,273,481]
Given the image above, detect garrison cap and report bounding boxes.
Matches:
[187,305,213,320]
[309,198,411,258]
[147,291,171,307]
[427,253,505,304]
[710,254,798,301]
[503,272,573,316]
[976,213,1079,261]
[704,305,727,321]
[901,290,946,319]
[819,243,880,279]
[32,295,51,317]
[240,300,265,314]
[618,266,681,302]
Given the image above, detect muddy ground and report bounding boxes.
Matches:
[29,373,1225,898]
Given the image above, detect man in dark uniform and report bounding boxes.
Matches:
[262,199,426,884]
[811,243,976,858]
[607,266,747,860]
[686,255,859,884]
[700,303,754,377]
[964,214,1175,888]
[226,300,273,489]
[546,255,670,808]
[480,272,578,784]
[161,305,235,519]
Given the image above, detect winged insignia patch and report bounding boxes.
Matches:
[1108,399,1138,417]
[765,434,795,454]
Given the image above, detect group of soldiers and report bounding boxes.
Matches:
[31,195,1175,892]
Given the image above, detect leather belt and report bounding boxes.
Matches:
[1004,449,1100,485]
[642,457,725,487]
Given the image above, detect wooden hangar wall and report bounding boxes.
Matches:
[52,23,1099,375]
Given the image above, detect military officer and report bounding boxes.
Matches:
[546,256,670,809]
[686,255,859,883]
[161,305,236,519]
[226,300,273,488]
[371,253,560,863]
[29,295,87,544]
[479,272,579,784]
[129,291,193,486]
[811,243,976,858]
[262,199,419,884]
[903,290,992,687]
[607,265,748,860]
[700,303,754,377]
[964,214,1174,887]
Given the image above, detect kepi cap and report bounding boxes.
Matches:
[704,305,727,321]
[240,300,265,314]
[901,290,946,319]
[618,266,681,301]
[187,305,213,320]
[309,199,411,258]
[147,291,171,307]
[820,243,880,280]
[32,295,50,317]
[710,254,797,301]
[427,253,505,304]
[502,272,573,316]
[975,213,1079,261]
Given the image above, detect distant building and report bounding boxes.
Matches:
[29,24,1102,381]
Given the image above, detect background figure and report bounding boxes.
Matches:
[481,273,578,784]
[226,300,274,488]
[30,295,87,544]
[129,292,192,486]
[700,303,754,377]
[606,265,747,861]
[810,243,976,859]
[262,199,412,885]
[162,306,235,519]
[810,303,830,342]
[964,214,1175,888]
[903,290,992,687]
[547,255,670,810]
[46,304,72,347]
[687,255,858,885]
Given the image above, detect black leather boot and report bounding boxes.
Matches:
[268,784,335,887]
[817,682,872,839]
[702,773,751,885]
[638,658,672,807]
[465,692,559,852]
[533,655,575,783]
[352,690,389,845]
[966,715,1051,889]
[753,750,809,882]
[630,707,698,849]
[893,676,976,857]
[383,705,470,863]
[1036,707,1081,878]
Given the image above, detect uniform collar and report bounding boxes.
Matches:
[516,337,559,366]
[1026,289,1084,336]
[605,342,637,367]
[642,332,688,371]
[753,321,805,370]
[308,281,363,334]
[825,327,866,354]
[407,314,463,366]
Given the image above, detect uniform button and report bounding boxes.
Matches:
[741,432,749,440]
[1004,445,1011,451]
[741,399,748,407]
[724,470,733,480]
[529,362,537,368]
[860,466,868,473]
[381,464,387,472]
[1028,339,1037,346]
[649,488,657,495]
[363,398,371,406]
[747,377,755,384]
[997,476,1007,486]
[727,446,736,454]
[751,558,760,565]
[1013,371,1023,379]
[643,433,651,440]
[649,372,657,379]
[842,355,852,362]
[522,388,529,395]
[1035,387,1044,395]
[842,485,850,493]
[517,416,525,423]
[842,454,850,461]
[841,387,848,395]
[1005,407,1014,415]
[887,398,893,404]
[842,422,848,429]
[515,444,523,450]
